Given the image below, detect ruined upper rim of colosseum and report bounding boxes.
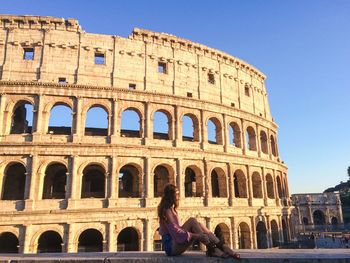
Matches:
[0,15,294,254]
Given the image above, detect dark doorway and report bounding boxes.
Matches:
[78,229,103,252]
[37,231,62,253]
[117,227,139,251]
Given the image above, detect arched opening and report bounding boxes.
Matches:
[252,172,263,198]
[238,222,251,249]
[233,170,247,198]
[48,104,72,135]
[154,165,174,197]
[10,101,33,134]
[182,114,199,142]
[121,109,141,138]
[211,168,227,198]
[228,122,241,148]
[81,165,105,198]
[78,229,103,252]
[153,228,162,251]
[42,163,67,199]
[282,219,288,243]
[270,135,277,156]
[85,106,108,136]
[214,223,230,247]
[270,220,279,247]
[302,217,309,225]
[184,167,203,197]
[119,164,140,198]
[2,163,26,200]
[331,217,338,226]
[260,131,268,154]
[207,117,222,144]
[153,110,171,140]
[0,232,19,253]
[266,174,275,199]
[313,210,326,225]
[276,176,283,198]
[256,221,267,249]
[117,227,139,251]
[246,126,256,151]
[37,231,62,253]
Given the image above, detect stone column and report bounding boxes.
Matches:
[241,119,246,155]
[223,114,229,152]
[25,154,39,210]
[273,170,280,206]
[68,155,79,208]
[144,102,152,145]
[256,123,261,157]
[308,204,314,225]
[144,157,152,201]
[110,98,118,143]
[174,106,182,147]
[32,95,44,142]
[203,159,210,206]
[108,156,118,207]
[67,223,76,252]
[72,96,83,143]
[265,215,272,248]
[23,224,32,253]
[200,110,207,150]
[261,167,268,206]
[250,216,256,249]
[227,163,233,206]
[277,215,284,242]
[246,165,253,206]
[108,221,116,252]
[267,130,272,160]
[230,217,237,249]
[0,93,7,137]
[144,219,151,251]
[176,158,184,199]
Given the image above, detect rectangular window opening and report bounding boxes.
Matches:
[94,52,105,65]
[208,73,215,85]
[129,83,136,90]
[231,102,235,107]
[158,62,167,74]
[23,48,34,60]
[187,92,193,98]
[58,77,67,84]
[245,87,250,97]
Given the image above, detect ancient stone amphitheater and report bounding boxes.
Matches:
[0,15,291,253]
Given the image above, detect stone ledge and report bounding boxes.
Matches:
[1,250,350,263]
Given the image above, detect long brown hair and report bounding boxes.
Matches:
[157,184,178,222]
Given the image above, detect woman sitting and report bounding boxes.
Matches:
[157,184,240,259]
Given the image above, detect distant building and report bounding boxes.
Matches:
[291,193,343,234]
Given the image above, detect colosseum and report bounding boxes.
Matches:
[0,15,292,253]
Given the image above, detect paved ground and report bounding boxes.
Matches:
[1,249,350,263]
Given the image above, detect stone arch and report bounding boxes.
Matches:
[270,135,277,156]
[266,173,275,199]
[238,222,251,249]
[120,107,142,138]
[118,163,142,198]
[228,121,241,148]
[47,103,72,135]
[207,117,223,144]
[313,210,326,225]
[10,100,34,134]
[214,223,231,247]
[78,228,103,252]
[260,130,268,154]
[233,169,247,198]
[153,164,175,197]
[0,232,19,253]
[1,162,26,200]
[256,221,268,249]
[153,109,172,140]
[211,167,227,198]
[252,172,263,198]
[37,230,63,253]
[42,162,67,199]
[81,164,106,198]
[270,220,279,247]
[282,219,289,243]
[117,227,140,251]
[184,165,203,197]
[246,126,256,151]
[182,113,199,142]
[276,176,283,198]
[84,105,109,136]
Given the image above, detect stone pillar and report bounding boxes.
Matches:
[273,170,280,206]
[176,158,184,199]
[256,123,261,157]
[277,215,284,242]
[32,95,44,142]
[145,157,152,200]
[267,130,272,159]
[107,222,116,252]
[246,165,253,206]
[223,114,229,152]
[227,163,233,206]
[265,215,272,248]
[23,224,32,253]
[144,219,151,251]
[68,155,79,208]
[110,98,118,143]
[72,96,83,142]
[205,217,211,231]
[230,217,237,249]
[241,119,246,155]
[250,216,256,249]
[174,106,181,146]
[200,110,206,150]
[203,159,210,206]
[261,167,268,206]
[67,223,76,253]
[144,102,152,145]
[108,156,118,207]
[25,154,39,210]
[0,93,7,137]
[308,204,314,225]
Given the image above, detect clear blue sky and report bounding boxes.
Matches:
[2,0,350,194]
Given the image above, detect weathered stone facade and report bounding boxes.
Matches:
[0,15,291,253]
[291,193,344,234]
